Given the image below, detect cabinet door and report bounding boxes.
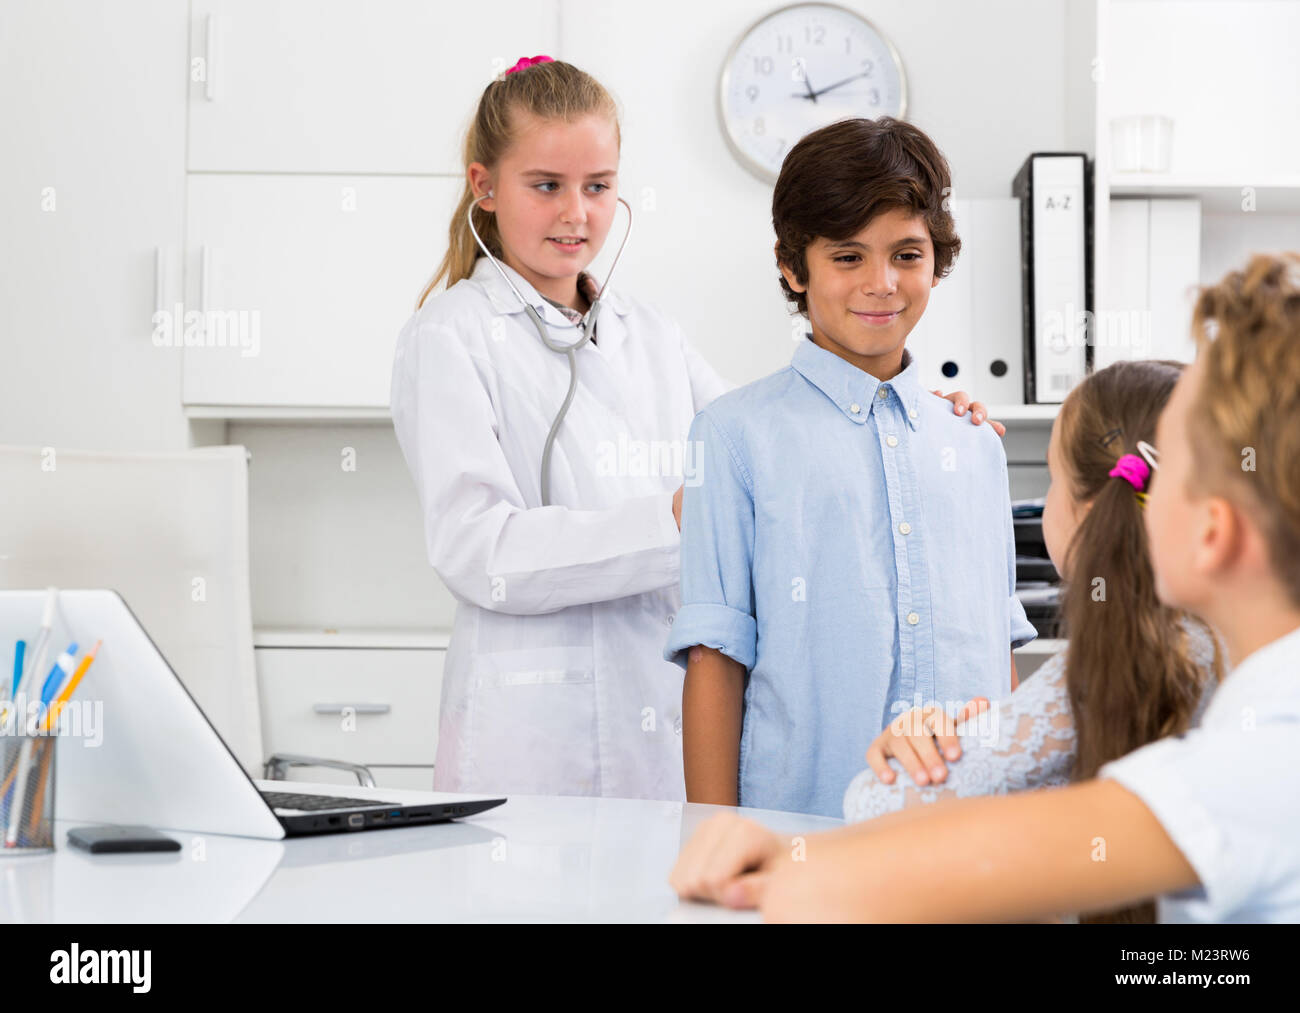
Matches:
[188,0,557,173]
[257,647,444,767]
[0,0,187,451]
[182,174,457,406]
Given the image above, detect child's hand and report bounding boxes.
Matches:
[669,812,784,909]
[865,698,990,787]
[932,389,1006,437]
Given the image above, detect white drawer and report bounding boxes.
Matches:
[257,648,443,767]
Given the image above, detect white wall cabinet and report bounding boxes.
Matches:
[187,0,558,174]
[0,0,189,452]
[182,174,458,407]
[257,646,444,785]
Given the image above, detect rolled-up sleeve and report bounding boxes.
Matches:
[1009,593,1037,650]
[663,410,757,670]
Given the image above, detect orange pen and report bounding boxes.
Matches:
[40,639,100,734]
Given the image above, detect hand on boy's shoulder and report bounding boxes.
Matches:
[928,389,1007,439]
[923,390,1007,450]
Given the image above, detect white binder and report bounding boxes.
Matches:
[1014,154,1090,403]
[1100,197,1201,370]
[909,198,1024,404]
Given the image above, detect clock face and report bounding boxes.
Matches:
[719,3,908,181]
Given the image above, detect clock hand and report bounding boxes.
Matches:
[793,70,872,100]
[800,66,818,104]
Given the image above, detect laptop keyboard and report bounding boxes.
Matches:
[261,790,397,812]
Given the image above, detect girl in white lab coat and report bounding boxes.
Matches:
[390,56,996,801]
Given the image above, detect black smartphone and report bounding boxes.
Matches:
[67,825,181,854]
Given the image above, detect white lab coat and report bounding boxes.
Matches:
[390,255,731,800]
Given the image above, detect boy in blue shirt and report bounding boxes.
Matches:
[664,117,1036,818]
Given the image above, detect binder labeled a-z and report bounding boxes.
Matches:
[1013,153,1093,403]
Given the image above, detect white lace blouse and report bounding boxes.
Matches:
[842,619,1221,823]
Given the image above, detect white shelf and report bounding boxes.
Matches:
[254,627,451,649]
[988,404,1061,422]
[193,403,1061,424]
[187,405,392,423]
[1015,638,1065,657]
[1109,174,1300,214]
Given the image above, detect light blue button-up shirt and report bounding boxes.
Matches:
[664,337,1037,818]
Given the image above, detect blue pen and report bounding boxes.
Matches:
[10,641,24,700]
[39,643,78,710]
[14,589,57,702]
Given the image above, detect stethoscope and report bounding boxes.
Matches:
[466,191,634,506]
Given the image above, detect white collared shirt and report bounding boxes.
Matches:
[390,254,731,800]
[1100,621,1300,922]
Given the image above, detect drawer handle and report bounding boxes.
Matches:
[204,14,219,102]
[154,245,166,316]
[313,703,391,715]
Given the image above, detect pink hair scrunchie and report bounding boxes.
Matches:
[505,55,554,76]
[1108,453,1150,492]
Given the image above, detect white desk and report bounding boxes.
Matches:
[1,795,842,923]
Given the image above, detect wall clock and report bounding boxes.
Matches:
[719,3,908,182]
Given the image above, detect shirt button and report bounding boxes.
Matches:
[899,521,912,535]
[673,714,683,736]
[665,615,674,627]
[849,403,861,415]
[885,435,898,447]
[878,387,889,399]
[907,612,920,625]
[909,408,919,419]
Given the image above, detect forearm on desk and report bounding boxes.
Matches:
[682,645,745,806]
[762,779,1197,922]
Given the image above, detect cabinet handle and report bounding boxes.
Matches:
[205,14,218,102]
[199,244,210,316]
[312,703,391,715]
[153,246,165,316]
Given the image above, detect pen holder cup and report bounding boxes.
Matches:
[1,592,84,856]
[0,726,56,855]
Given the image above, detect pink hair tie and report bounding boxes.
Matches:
[505,55,554,76]
[1108,453,1150,492]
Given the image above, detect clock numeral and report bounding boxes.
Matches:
[776,34,792,53]
[754,55,774,75]
[861,59,874,75]
[746,84,759,102]
[805,24,825,45]
[845,36,851,54]
[754,117,765,136]
[868,88,880,106]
